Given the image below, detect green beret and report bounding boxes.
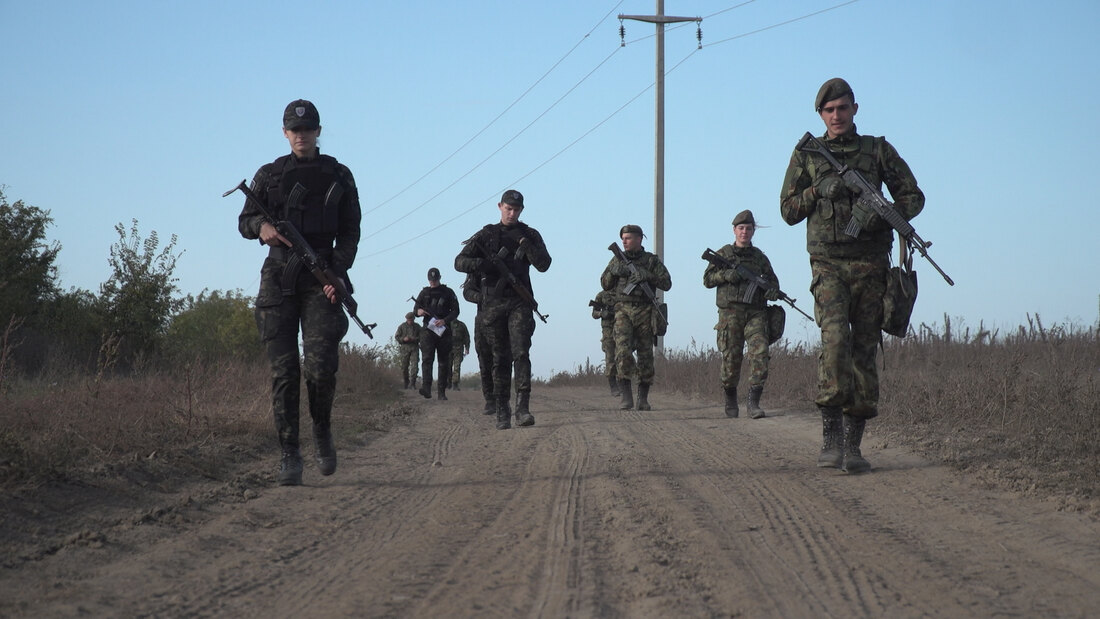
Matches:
[815,77,853,111]
[619,224,644,237]
[731,210,756,227]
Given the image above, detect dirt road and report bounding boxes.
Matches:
[3,385,1099,617]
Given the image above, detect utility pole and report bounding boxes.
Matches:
[619,2,700,353]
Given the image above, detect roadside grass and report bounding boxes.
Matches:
[548,316,1100,510]
[1,317,1097,511]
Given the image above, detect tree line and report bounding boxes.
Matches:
[0,186,262,380]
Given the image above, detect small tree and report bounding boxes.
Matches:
[164,289,262,362]
[0,187,61,331]
[99,219,183,367]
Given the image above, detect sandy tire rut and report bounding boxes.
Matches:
[2,386,1098,617]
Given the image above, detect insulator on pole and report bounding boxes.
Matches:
[697,23,703,49]
[619,22,626,47]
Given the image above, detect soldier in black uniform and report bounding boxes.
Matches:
[414,267,460,400]
[238,99,361,486]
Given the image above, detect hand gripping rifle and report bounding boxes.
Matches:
[608,243,669,326]
[224,180,376,338]
[463,237,549,323]
[701,248,814,322]
[796,132,955,286]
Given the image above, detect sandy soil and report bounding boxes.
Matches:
[2,385,1099,618]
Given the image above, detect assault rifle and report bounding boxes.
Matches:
[701,248,813,322]
[224,180,376,338]
[608,243,668,326]
[463,237,549,323]
[588,299,609,312]
[795,132,955,286]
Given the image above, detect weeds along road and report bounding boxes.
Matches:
[3,385,1100,617]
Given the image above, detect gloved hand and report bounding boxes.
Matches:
[610,261,630,277]
[628,267,650,286]
[764,287,780,301]
[722,269,741,284]
[814,175,846,200]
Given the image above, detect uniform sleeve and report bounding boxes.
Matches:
[600,256,619,291]
[331,165,362,274]
[879,139,925,222]
[238,166,270,241]
[442,288,460,323]
[761,253,779,289]
[651,256,672,292]
[455,229,487,274]
[523,228,552,273]
[780,148,817,226]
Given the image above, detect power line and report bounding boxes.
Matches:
[363,1,627,217]
[704,0,859,47]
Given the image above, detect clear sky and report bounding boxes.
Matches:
[3,1,1098,379]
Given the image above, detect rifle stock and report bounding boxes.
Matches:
[224,180,375,338]
[796,132,955,286]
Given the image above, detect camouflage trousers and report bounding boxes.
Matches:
[419,329,453,390]
[398,344,419,384]
[473,320,493,401]
[601,317,617,380]
[614,302,655,385]
[476,296,536,400]
[449,348,464,386]
[255,283,349,450]
[810,254,889,418]
[715,305,769,390]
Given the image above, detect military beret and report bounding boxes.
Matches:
[815,78,854,111]
[284,99,320,130]
[732,210,756,227]
[405,312,415,319]
[619,224,644,237]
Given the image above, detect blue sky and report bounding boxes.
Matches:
[3,1,1098,379]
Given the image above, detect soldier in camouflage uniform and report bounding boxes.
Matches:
[601,224,672,411]
[449,318,470,390]
[238,99,360,486]
[461,274,496,415]
[781,78,925,474]
[590,289,620,396]
[394,312,421,389]
[415,267,460,401]
[703,210,781,419]
[455,189,552,430]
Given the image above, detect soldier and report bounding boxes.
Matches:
[414,267,460,401]
[703,210,780,419]
[394,312,421,389]
[590,289,620,396]
[238,99,360,486]
[455,189,552,430]
[449,318,471,390]
[461,274,496,416]
[601,224,672,411]
[781,77,925,474]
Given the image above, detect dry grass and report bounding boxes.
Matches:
[547,318,1100,507]
[0,343,405,489]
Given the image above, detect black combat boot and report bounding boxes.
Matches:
[277,447,303,486]
[437,385,448,401]
[312,425,337,476]
[817,406,843,468]
[636,383,652,411]
[723,387,739,418]
[608,374,621,396]
[747,385,766,419]
[841,415,871,474]
[482,394,495,415]
[495,398,512,430]
[403,378,409,390]
[453,380,461,391]
[419,378,432,399]
[515,392,535,427]
[619,379,634,410]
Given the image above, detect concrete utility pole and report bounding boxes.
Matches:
[619,1,699,353]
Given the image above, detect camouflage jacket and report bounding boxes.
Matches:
[702,243,778,309]
[780,127,923,258]
[394,321,421,346]
[600,247,672,305]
